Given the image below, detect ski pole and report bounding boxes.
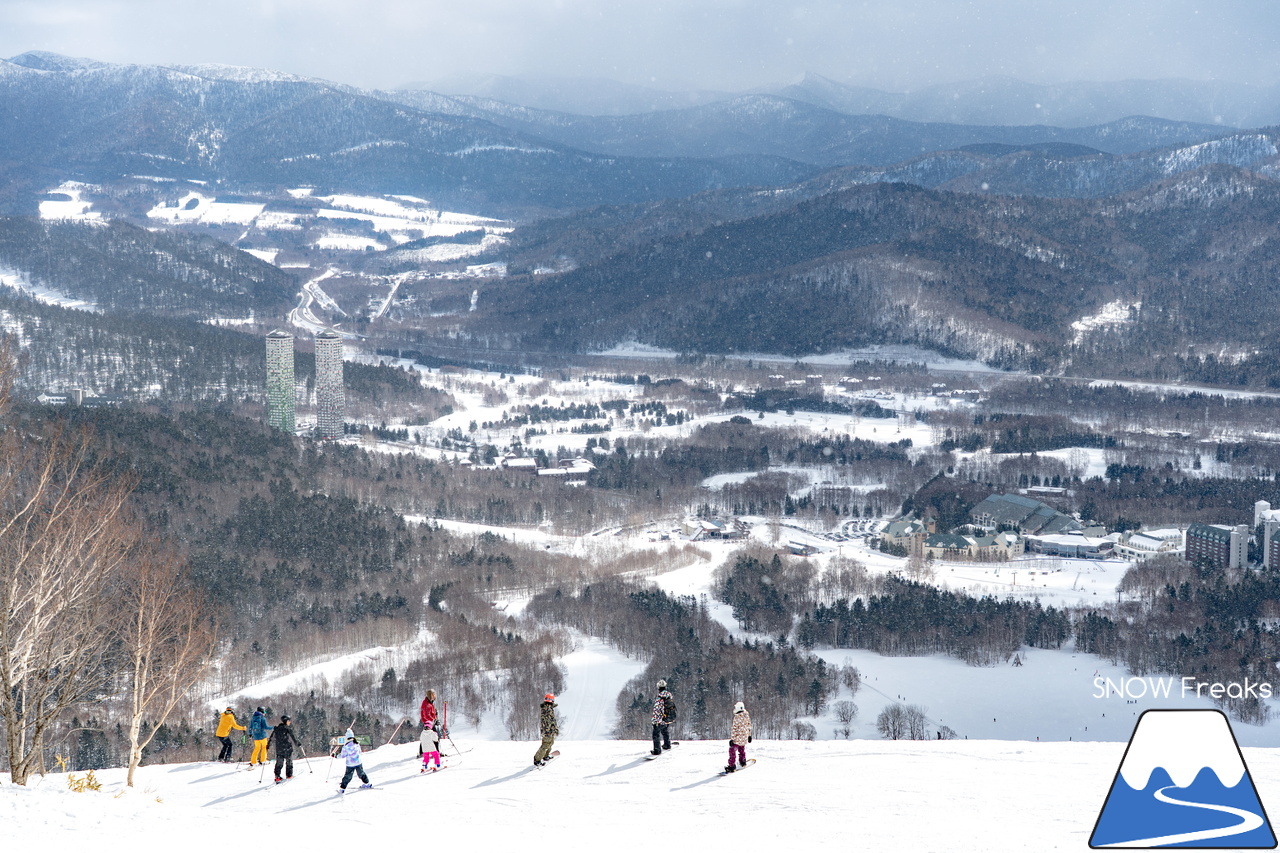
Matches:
[383,716,408,747]
[259,759,267,784]
[299,743,313,773]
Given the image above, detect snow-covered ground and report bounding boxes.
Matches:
[38,182,102,221]
[555,633,647,740]
[147,192,264,225]
[595,341,1007,373]
[6,738,1279,851]
[0,266,99,312]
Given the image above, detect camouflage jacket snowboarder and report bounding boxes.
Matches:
[539,700,559,737]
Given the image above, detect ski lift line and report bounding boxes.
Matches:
[852,673,961,739]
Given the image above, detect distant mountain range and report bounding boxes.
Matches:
[0,52,812,216]
[416,70,1280,130]
[7,52,1280,381]
[0,51,1264,220]
[406,92,1233,168]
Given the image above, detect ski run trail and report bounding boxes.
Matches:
[6,738,1280,851]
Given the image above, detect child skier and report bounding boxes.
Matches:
[334,734,372,792]
[533,693,558,766]
[420,720,442,772]
[725,701,752,772]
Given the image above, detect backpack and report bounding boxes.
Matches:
[662,694,677,723]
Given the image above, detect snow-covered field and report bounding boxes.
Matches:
[7,737,1279,851]
[38,182,102,221]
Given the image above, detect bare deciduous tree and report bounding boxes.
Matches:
[0,423,136,784]
[833,699,858,738]
[122,547,219,787]
[876,702,910,740]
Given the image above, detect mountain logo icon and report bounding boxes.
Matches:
[1090,709,1276,848]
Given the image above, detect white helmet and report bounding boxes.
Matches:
[734,702,745,713]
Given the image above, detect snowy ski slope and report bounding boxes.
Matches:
[10,737,1267,851]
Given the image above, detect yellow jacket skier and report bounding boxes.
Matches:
[215,707,246,762]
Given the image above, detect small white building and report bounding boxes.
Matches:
[1112,528,1184,563]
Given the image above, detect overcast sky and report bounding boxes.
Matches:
[0,0,1277,93]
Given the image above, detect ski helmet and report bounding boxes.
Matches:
[280,715,290,723]
[544,693,556,703]
[657,679,667,689]
[734,702,745,714]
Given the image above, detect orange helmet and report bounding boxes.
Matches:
[544,693,556,702]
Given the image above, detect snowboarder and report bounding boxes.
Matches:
[650,680,675,756]
[334,734,371,792]
[533,693,558,767]
[248,706,272,766]
[268,714,302,782]
[215,706,246,762]
[420,720,442,772]
[725,701,752,773]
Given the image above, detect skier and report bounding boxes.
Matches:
[247,706,271,766]
[268,714,302,782]
[334,734,372,793]
[215,706,246,762]
[650,680,675,756]
[420,688,441,732]
[725,701,752,773]
[420,720,442,772]
[419,688,445,758]
[533,693,558,767]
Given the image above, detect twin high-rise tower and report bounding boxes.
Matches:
[314,329,345,440]
[265,329,344,438]
[266,329,296,433]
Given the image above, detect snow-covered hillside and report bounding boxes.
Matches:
[5,738,1278,851]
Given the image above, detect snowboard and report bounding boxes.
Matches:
[534,750,560,769]
[719,758,757,776]
[644,741,681,760]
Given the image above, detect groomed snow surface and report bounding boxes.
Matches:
[16,737,1276,851]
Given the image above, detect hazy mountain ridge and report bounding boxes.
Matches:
[390,90,1236,169]
[477,166,1280,369]
[0,53,814,216]
[0,52,1266,221]
[781,73,1280,129]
